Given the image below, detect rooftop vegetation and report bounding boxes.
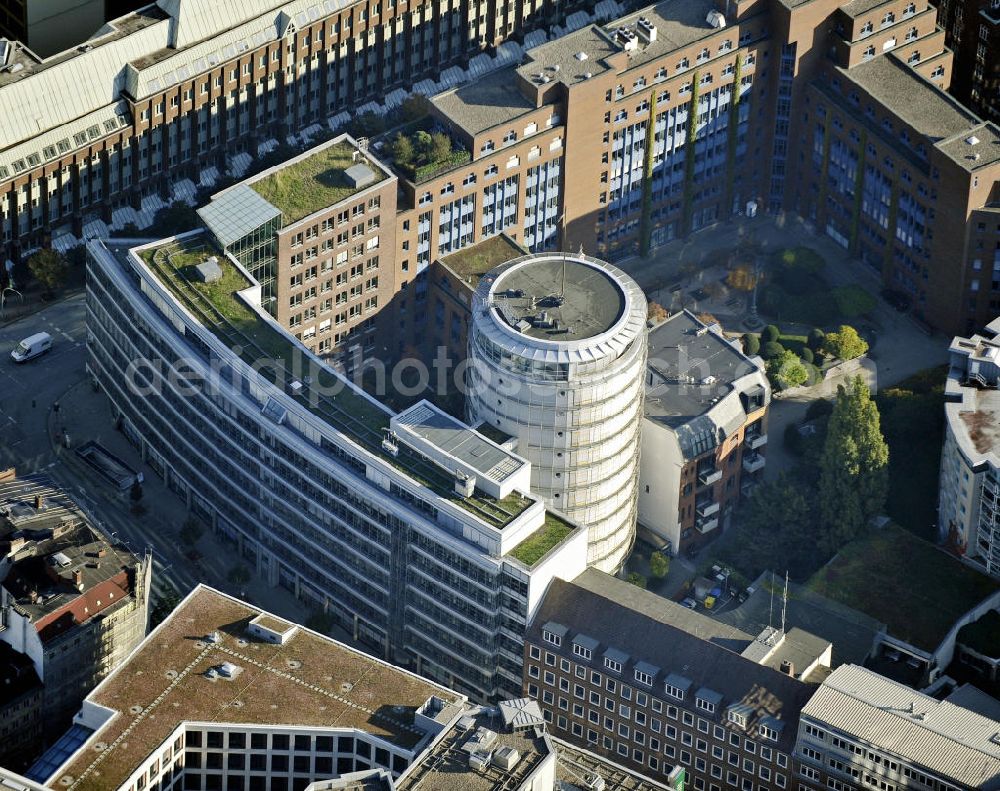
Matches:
[508,513,575,567]
[251,143,385,223]
[390,129,470,183]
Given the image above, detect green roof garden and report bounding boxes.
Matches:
[440,233,524,288]
[136,235,532,530]
[508,512,576,568]
[806,523,999,651]
[249,142,387,224]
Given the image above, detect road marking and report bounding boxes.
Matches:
[60,332,75,342]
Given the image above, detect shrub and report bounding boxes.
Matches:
[762,324,780,343]
[807,328,826,351]
[767,349,809,389]
[648,301,669,323]
[28,249,69,294]
[742,333,760,356]
[762,341,785,359]
[800,347,814,364]
[626,572,647,589]
[649,553,670,579]
[784,423,804,455]
[806,398,834,421]
[825,325,869,360]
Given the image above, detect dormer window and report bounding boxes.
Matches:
[605,657,622,673]
[543,630,561,646]
[573,643,592,660]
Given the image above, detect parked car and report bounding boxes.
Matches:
[680,597,698,610]
[10,331,52,363]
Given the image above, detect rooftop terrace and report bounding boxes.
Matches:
[133,235,534,529]
[54,586,462,791]
[249,141,388,224]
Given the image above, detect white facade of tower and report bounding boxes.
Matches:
[467,253,648,572]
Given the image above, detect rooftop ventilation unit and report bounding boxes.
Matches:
[636,17,658,42]
[575,51,589,61]
[706,10,726,28]
[492,746,521,770]
[967,135,981,145]
[584,775,606,791]
[455,470,476,497]
[615,27,639,51]
[382,430,400,457]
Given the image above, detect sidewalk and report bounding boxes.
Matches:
[47,378,343,638]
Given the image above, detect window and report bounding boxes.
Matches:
[665,684,686,700]
[573,643,593,660]
[605,657,622,673]
[543,629,562,647]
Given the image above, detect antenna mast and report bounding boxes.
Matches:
[781,571,789,635]
[767,571,774,630]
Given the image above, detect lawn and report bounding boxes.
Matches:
[440,234,525,286]
[251,143,385,223]
[760,247,876,326]
[806,523,998,651]
[508,513,576,567]
[876,366,947,541]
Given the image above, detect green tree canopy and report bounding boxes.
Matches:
[742,333,760,356]
[825,325,868,360]
[27,248,69,294]
[767,349,808,389]
[818,376,889,553]
[735,473,817,582]
[649,552,670,579]
[391,133,415,167]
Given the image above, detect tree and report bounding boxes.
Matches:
[391,133,415,167]
[761,341,785,360]
[805,398,834,421]
[429,131,452,163]
[227,564,251,585]
[626,572,647,589]
[648,301,669,323]
[179,518,204,545]
[413,130,433,157]
[767,349,809,390]
[649,552,670,579]
[726,263,757,291]
[153,201,199,236]
[762,324,780,343]
[731,474,817,581]
[818,376,889,554]
[27,249,68,295]
[824,325,868,361]
[742,333,760,356]
[398,94,430,123]
[807,328,826,351]
[150,584,182,629]
[800,347,814,364]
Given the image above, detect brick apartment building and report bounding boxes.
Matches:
[524,569,827,791]
[935,0,1000,124]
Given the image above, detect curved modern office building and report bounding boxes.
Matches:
[467,254,648,572]
[84,232,588,703]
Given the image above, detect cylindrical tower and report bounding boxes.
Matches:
[467,253,647,572]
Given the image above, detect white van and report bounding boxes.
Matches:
[11,332,52,363]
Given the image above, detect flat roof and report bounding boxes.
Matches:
[806,523,999,652]
[490,257,625,341]
[438,234,525,289]
[54,586,463,791]
[840,0,892,17]
[516,25,620,87]
[945,684,1000,722]
[198,183,282,247]
[395,707,549,791]
[431,69,535,137]
[392,402,526,484]
[129,235,535,529]
[603,0,722,69]
[552,739,674,790]
[803,665,1000,789]
[959,388,1000,456]
[840,55,980,142]
[248,140,388,224]
[645,310,763,425]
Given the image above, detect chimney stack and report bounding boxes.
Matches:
[73,569,84,591]
[34,494,43,510]
[779,660,795,677]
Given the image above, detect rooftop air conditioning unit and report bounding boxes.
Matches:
[706,10,726,28]
[636,17,658,42]
[455,471,476,497]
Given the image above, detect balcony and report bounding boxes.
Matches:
[696,499,720,518]
[699,468,722,486]
[745,432,768,450]
[743,453,766,474]
[696,516,719,533]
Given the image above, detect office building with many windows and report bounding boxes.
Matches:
[794,664,1000,791]
[85,232,590,701]
[939,316,1000,578]
[523,569,827,791]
